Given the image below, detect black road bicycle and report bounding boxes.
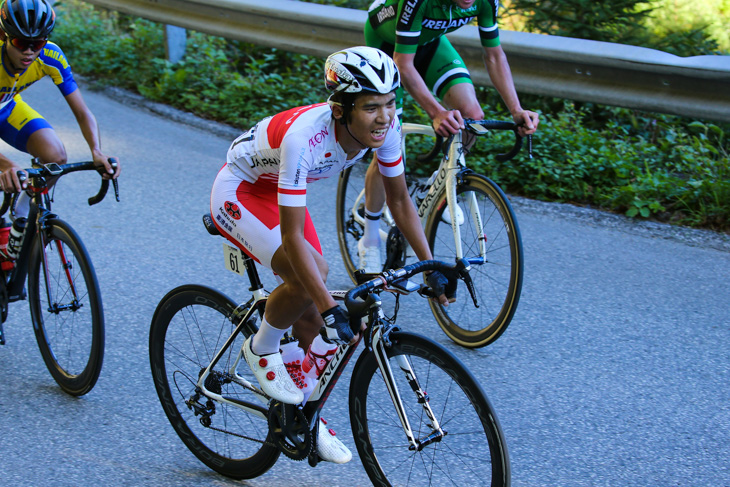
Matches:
[149,214,510,486]
[337,119,529,348]
[0,158,118,396]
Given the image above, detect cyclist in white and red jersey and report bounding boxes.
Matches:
[210,46,451,464]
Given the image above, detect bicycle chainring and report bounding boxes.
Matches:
[267,401,312,461]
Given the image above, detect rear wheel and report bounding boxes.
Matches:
[149,285,279,479]
[28,219,104,396]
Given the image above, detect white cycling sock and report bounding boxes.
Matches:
[362,208,382,248]
[251,318,290,355]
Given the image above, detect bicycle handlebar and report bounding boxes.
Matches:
[344,259,475,320]
[0,158,120,217]
[462,119,531,162]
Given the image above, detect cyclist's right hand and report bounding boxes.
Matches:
[432,109,465,137]
[93,153,121,180]
[321,305,355,345]
[426,270,457,305]
[0,161,27,193]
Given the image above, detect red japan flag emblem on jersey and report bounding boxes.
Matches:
[224,201,241,220]
[325,152,332,158]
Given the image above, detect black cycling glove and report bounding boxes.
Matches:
[426,270,457,302]
[321,306,354,345]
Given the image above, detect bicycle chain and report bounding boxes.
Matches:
[199,371,315,459]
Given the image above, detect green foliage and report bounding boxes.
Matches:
[642,0,730,53]
[52,2,322,129]
[503,0,728,55]
[505,0,654,45]
[464,97,730,231]
[52,1,729,231]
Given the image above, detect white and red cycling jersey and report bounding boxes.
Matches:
[225,102,404,206]
[211,103,403,269]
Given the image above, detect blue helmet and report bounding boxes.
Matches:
[0,0,55,39]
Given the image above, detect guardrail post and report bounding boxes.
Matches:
[164,25,187,63]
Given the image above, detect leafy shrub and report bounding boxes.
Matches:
[52,2,323,129]
[502,0,728,55]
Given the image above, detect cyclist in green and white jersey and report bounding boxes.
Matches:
[357,0,538,273]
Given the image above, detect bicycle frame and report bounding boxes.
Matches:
[347,122,487,263]
[193,246,444,450]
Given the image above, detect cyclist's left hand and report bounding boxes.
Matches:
[512,109,539,137]
[93,153,121,180]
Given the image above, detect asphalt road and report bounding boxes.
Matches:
[0,78,728,487]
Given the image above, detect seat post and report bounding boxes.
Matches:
[241,252,264,292]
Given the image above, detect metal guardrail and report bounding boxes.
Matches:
[82,0,730,122]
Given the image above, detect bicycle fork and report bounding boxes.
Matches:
[371,327,446,451]
[37,224,82,314]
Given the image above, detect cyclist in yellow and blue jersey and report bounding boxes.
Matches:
[0,0,119,207]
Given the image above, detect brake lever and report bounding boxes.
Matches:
[455,258,480,308]
[112,178,120,202]
[109,158,120,202]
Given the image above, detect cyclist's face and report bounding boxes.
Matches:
[453,0,475,8]
[2,33,43,74]
[347,92,397,149]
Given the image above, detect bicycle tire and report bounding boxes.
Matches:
[349,330,510,486]
[425,173,523,348]
[149,285,279,479]
[27,218,104,396]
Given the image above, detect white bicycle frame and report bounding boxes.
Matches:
[347,122,487,263]
[193,244,444,450]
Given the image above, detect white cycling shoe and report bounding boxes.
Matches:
[358,238,382,274]
[440,204,465,225]
[317,418,352,464]
[242,336,304,404]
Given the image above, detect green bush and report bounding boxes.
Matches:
[52,2,323,129]
[51,1,730,232]
[503,0,727,55]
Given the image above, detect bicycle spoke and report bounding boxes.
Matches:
[351,333,508,486]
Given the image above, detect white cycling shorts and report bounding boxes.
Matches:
[210,165,322,270]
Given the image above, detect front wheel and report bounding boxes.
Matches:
[149,285,279,479]
[425,173,524,348]
[28,218,104,396]
[349,331,510,486]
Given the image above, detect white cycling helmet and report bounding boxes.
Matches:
[325,46,400,97]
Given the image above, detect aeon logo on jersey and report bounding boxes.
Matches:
[309,128,329,149]
[224,201,242,220]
